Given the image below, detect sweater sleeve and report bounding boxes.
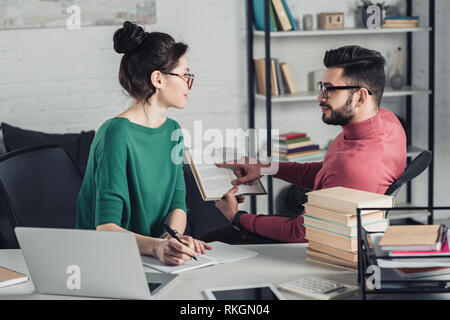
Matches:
[94,127,130,227]
[239,213,307,243]
[168,126,187,214]
[273,161,323,190]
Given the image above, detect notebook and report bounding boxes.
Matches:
[0,266,29,288]
[141,241,258,274]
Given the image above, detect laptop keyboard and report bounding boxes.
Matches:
[148,282,162,293]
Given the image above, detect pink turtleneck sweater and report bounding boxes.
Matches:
[239,108,406,242]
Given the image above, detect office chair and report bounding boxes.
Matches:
[0,144,83,249]
[384,150,432,219]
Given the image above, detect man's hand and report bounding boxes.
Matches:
[214,185,245,222]
[216,156,267,185]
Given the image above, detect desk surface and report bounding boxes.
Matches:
[1,243,449,300]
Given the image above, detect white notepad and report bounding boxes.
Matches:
[141,241,258,274]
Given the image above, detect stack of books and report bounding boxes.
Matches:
[379,225,450,278]
[303,187,393,271]
[273,132,324,162]
[382,16,420,28]
[254,58,298,95]
[253,0,299,32]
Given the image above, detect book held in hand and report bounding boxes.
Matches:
[185,149,267,201]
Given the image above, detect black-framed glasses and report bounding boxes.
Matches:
[317,81,373,99]
[163,72,195,90]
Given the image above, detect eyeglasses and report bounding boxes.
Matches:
[317,81,373,99]
[163,72,195,90]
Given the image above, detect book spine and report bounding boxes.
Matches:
[274,58,285,95]
[281,0,298,30]
[305,228,357,251]
[280,62,298,93]
[254,58,266,94]
[269,1,278,32]
[270,59,279,95]
[252,0,274,31]
[271,0,293,31]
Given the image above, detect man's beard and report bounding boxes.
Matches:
[320,94,355,126]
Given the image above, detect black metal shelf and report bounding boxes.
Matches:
[246,0,435,221]
[356,206,450,300]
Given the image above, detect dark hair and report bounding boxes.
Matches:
[323,45,386,107]
[113,21,188,104]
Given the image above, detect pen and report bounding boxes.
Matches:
[163,224,197,260]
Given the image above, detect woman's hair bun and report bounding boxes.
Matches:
[113,21,147,54]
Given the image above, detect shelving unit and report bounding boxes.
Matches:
[246,0,435,223]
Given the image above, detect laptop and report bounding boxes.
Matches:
[14,227,177,299]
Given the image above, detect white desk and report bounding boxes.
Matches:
[1,244,449,300]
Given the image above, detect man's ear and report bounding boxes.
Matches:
[150,70,165,89]
[355,88,369,109]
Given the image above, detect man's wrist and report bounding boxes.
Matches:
[232,210,247,229]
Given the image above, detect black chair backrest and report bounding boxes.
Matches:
[182,163,229,238]
[385,151,432,197]
[0,144,83,248]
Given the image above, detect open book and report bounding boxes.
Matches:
[185,148,267,201]
[141,241,258,274]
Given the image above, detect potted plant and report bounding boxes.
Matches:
[357,0,386,28]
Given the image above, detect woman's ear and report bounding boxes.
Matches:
[150,70,165,89]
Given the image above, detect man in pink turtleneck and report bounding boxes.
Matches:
[200,45,406,244]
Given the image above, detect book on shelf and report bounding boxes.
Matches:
[184,149,267,201]
[303,215,389,238]
[254,58,279,95]
[308,241,358,263]
[253,0,298,32]
[388,234,450,257]
[304,204,386,226]
[274,139,314,150]
[253,0,275,31]
[271,0,293,31]
[382,16,419,28]
[281,0,298,30]
[0,266,29,289]
[379,225,447,251]
[278,151,326,163]
[305,227,358,252]
[274,149,323,160]
[274,58,285,94]
[395,267,450,279]
[277,132,306,141]
[306,186,394,215]
[277,136,310,144]
[280,62,298,94]
[275,144,320,154]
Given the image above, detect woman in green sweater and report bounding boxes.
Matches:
[76,21,211,265]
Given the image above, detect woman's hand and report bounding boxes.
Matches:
[153,237,199,266]
[162,233,213,256]
[178,234,213,255]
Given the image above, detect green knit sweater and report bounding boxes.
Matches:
[76,117,187,238]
